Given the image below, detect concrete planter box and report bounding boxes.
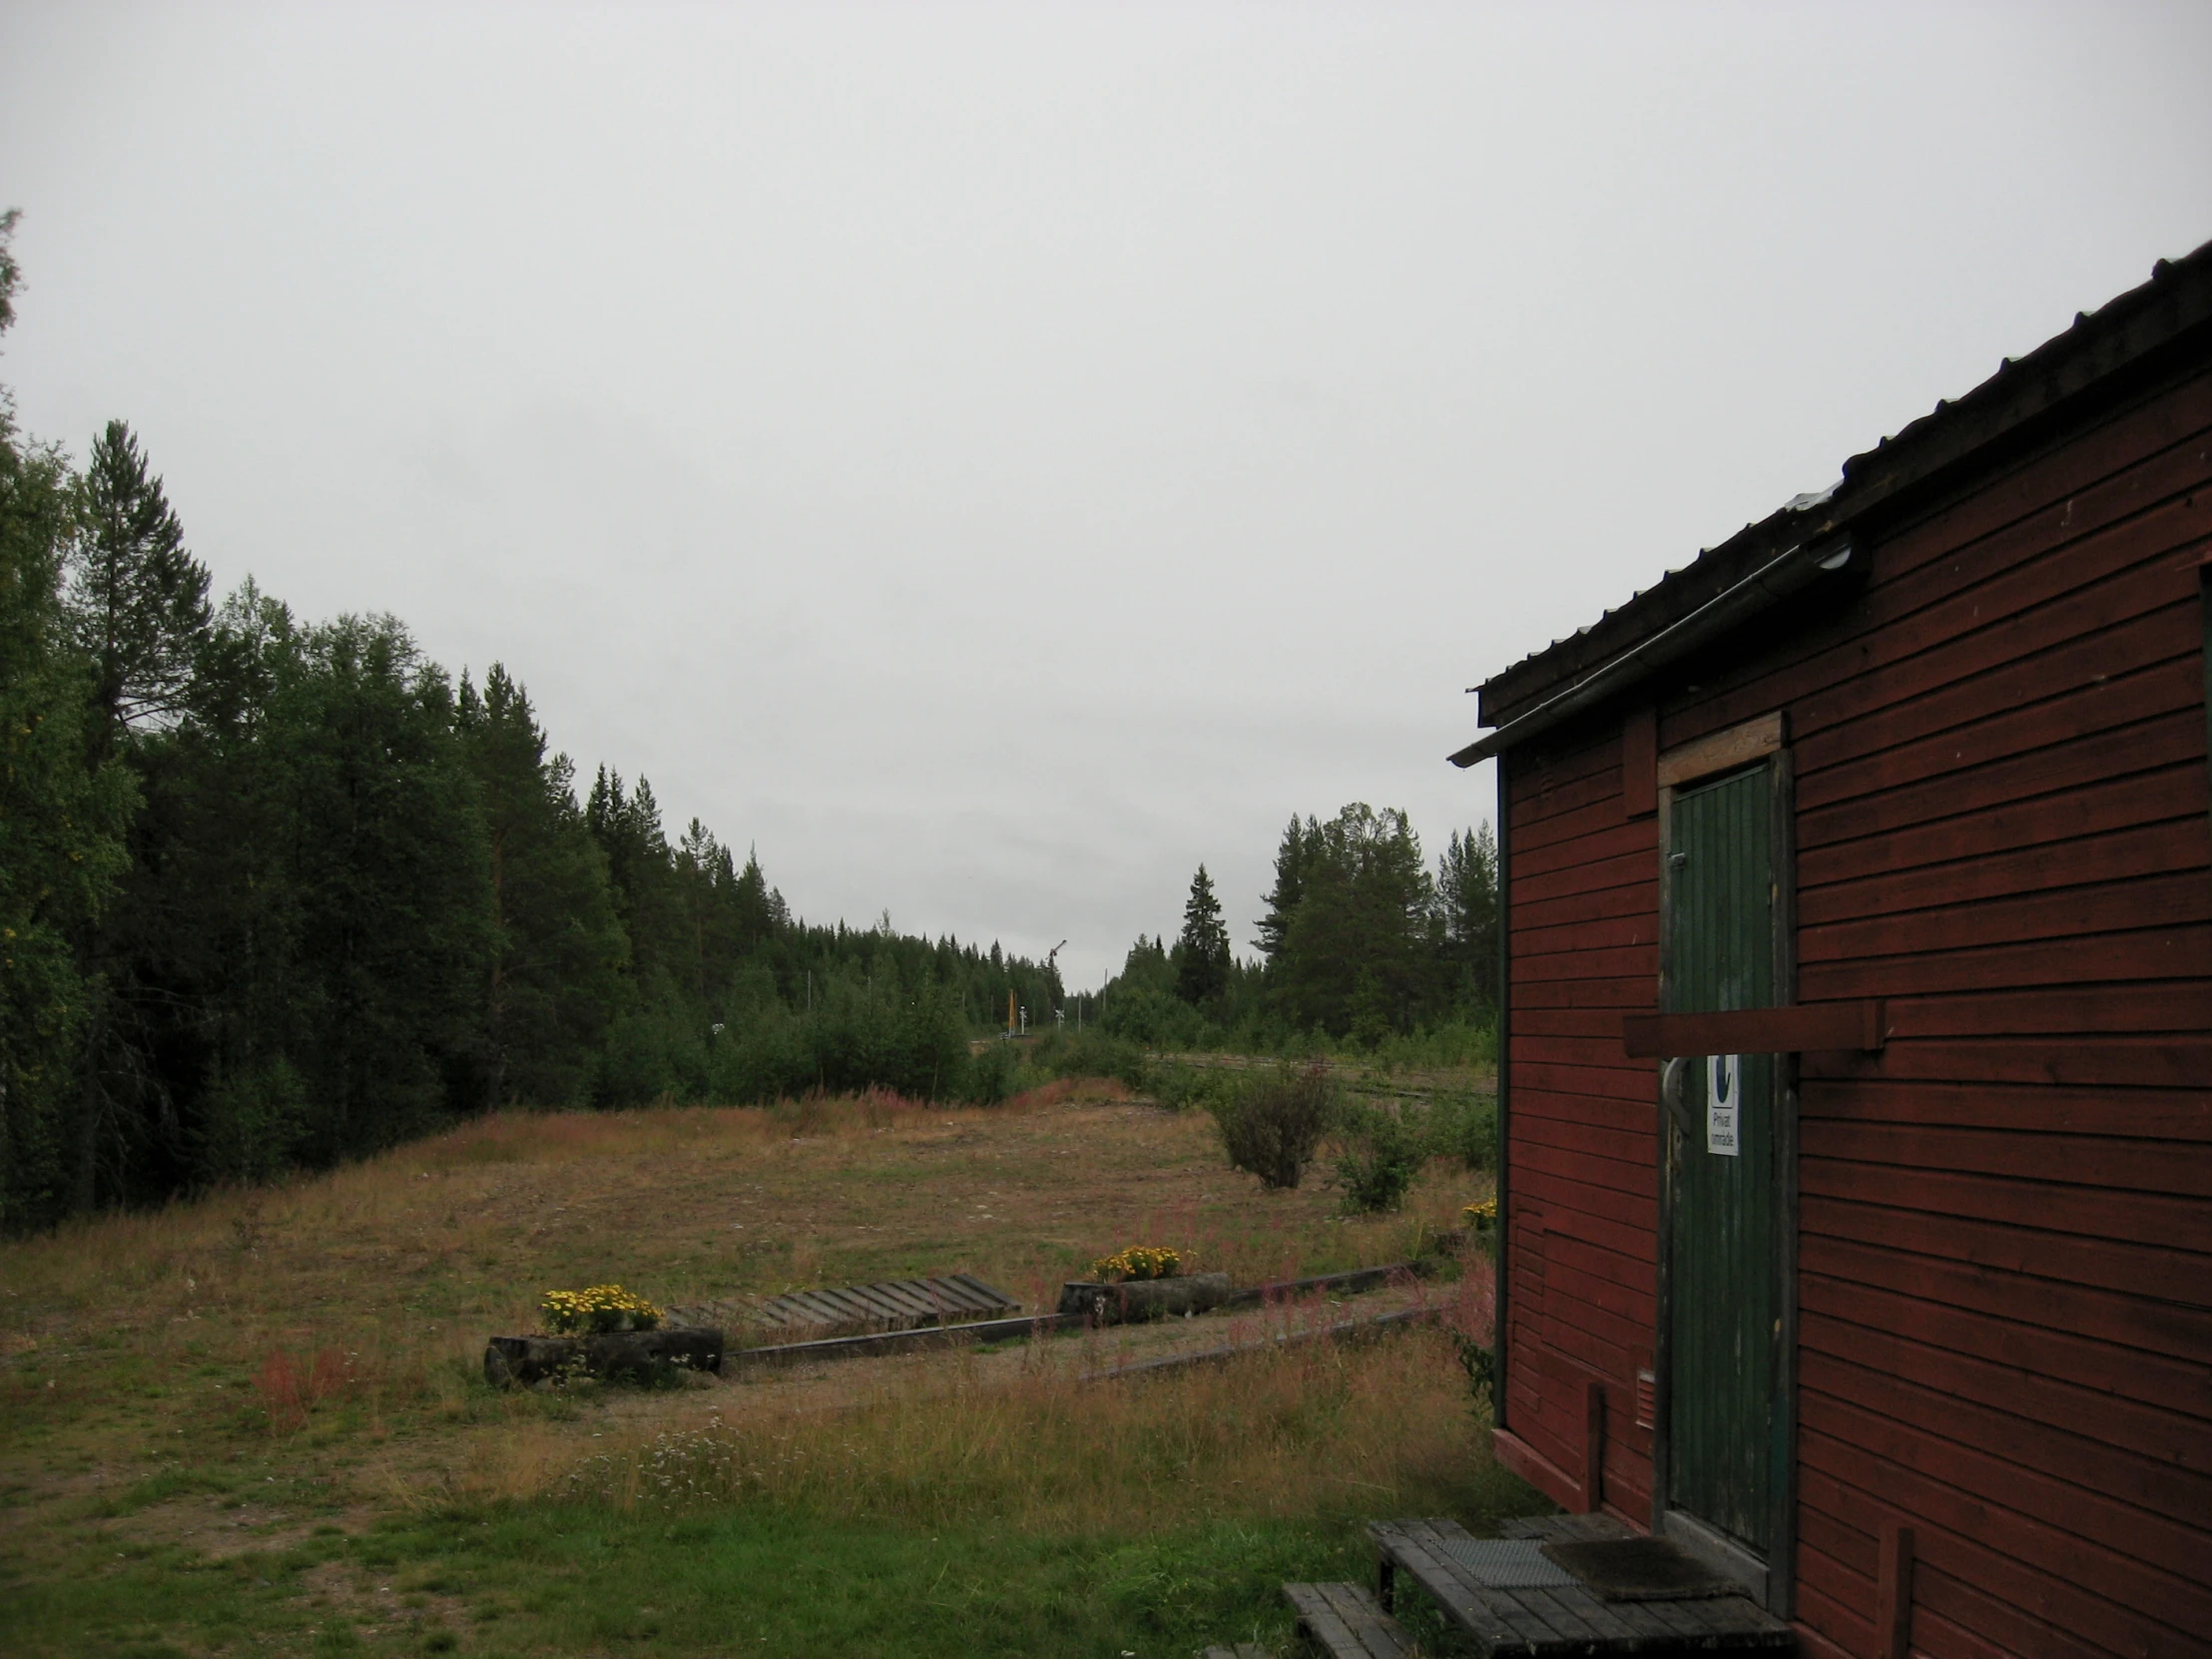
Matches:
[1055,1272,1232,1325]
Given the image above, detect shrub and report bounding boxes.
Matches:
[1031,1028,1151,1092]
[1209,1060,1335,1190]
[963,1039,1021,1105]
[195,1058,310,1186]
[1096,982,1215,1051]
[1354,1017,1499,1073]
[1424,1092,1497,1171]
[1089,1245,1183,1282]
[251,1347,362,1432]
[541,1285,663,1335]
[1335,1102,1425,1213]
[1148,1061,1243,1113]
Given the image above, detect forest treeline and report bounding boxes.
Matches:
[0,222,1068,1229]
[1089,805,1499,1059]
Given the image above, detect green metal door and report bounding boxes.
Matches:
[1663,764,1781,1553]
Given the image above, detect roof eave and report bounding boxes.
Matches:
[1455,240,2212,762]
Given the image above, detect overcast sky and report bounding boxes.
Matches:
[3,3,2208,989]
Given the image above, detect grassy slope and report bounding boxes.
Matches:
[0,1074,1538,1656]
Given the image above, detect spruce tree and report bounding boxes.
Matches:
[68,420,211,761]
[1175,863,1231,1005]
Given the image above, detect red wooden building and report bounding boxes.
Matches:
[1449,244,2212,1658]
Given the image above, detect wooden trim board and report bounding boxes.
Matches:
[1657,712,1786,789]
[1493,1426,1581,1513]
[1622,1002,1885,1058]
[1623,704,1658,818]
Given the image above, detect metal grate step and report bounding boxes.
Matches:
[1434,1537,1581,1589]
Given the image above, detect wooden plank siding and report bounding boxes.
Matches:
[1501,713,1661,1521]
[1495,355,2212,1657]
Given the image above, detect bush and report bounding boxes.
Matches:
[1361,1018,1498,1073]
[1148,1061,1243,1113]
[1096,983,1209,1051]
[1208,1060,1335,1190]
[964,1039,1021,1105]
[1335,1101,1425,1213]
[1031,1028,1151,1092]
[195,1057,309,1185]
[1424,1092,1497,1171]
[705,973,974,1104]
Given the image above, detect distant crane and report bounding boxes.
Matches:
[1046,940,1068,1027]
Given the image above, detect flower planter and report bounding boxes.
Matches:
[483,1328,724,1387]
[1054,1271,1231,1325]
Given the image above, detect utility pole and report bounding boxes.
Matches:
[1045,940,1068,1022]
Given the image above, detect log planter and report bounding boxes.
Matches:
[1055,1271,1232,1325]
[484,1328,724,1388]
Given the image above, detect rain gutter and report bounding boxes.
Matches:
[1446,533,1859,769]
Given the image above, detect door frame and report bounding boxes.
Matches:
[1648,715,1799,1617]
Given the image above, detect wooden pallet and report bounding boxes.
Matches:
[672,1274,1020,1340]
[1284,1581,1413,1659]
[1370,1516,1796,1655]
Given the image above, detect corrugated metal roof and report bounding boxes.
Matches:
[1465,239,2212,733]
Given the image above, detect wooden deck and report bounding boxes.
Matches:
[1370,1515,1796,1655]
[1283,1580,1413,1658]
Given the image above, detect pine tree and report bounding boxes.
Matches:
[587,769,685,986]
[674,818,745,1004]
[1437,824,1500,1009]
[460,664,626,1108]
[129,581,312,1188]
[1175,864,1231,1005]
[729,846,787,947]
[54,420,214,1206]
[1274,805,1436,1039]
[277,615,493,1156]
[68,420,211,762]
[1254,815,1314,960]
[0,216,137,1224]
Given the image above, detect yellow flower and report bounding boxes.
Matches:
[540,1283,663,1334]
[1089,1245,1184,1283]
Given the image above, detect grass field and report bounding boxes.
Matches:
[0,1072,1540,1656]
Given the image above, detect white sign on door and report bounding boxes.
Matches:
[1707,1053,1741,1156]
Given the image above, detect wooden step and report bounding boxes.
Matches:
[1283,1581,1413,1659]
[1202,1645,1272,1659]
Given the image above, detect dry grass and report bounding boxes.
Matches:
[1,1077,1482,1417]
[0,1077,1514,1653]
[526,1271,1501,1535]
